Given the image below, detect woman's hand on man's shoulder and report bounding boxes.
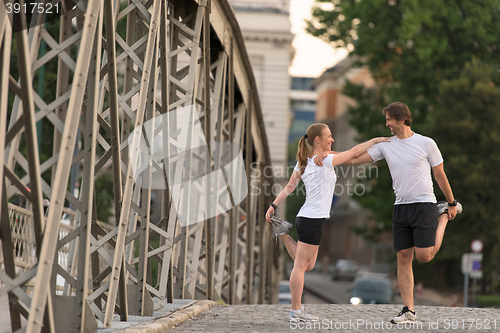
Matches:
[313,151,331,166]
[374,137,393,144]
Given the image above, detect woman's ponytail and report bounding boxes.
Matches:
[296,136,310,176]
[296,123,328,175]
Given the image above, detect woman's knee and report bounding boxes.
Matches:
[293,260,309,272]
[306,261,315,271]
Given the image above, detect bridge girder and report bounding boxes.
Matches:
[0,0,281,331]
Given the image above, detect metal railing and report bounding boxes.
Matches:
[0,204,75,273]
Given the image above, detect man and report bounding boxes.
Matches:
[315,102,461,323]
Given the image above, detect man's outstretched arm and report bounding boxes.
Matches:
[432,162,457,220]
[346,151,375,165]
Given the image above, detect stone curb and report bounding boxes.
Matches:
[113,300,219,333]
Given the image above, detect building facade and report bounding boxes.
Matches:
[229,0,294,219]
[288,77,317,145]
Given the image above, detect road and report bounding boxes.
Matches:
[303,271,451,307]
[302,289,329,304]
[303,271,353,304]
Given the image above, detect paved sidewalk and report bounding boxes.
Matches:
[169,304,500,333]
[109,300,217,333]
[3,293,500,332]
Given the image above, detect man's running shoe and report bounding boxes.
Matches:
[288,306,319,322]
[437,201,463,216]
[390,306,417,324]
[269,215,293,242]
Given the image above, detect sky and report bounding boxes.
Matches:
[288,0,348,78]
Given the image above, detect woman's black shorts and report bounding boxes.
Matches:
[295,216,326,246]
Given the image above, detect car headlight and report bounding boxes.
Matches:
[350,297,361,305]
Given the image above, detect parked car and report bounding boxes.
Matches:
[330,259,360,281]
[349,273,393,305]
[278,280,292,304]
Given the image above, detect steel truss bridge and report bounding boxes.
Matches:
[0,0,281,331]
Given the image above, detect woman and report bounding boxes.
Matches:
[265,123,389,321]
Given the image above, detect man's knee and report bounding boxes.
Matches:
[397,249,413,265]
[415,252,433,263]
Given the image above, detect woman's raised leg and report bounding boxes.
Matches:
[280,235,319,271]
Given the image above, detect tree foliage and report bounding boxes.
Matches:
[427,61,500,288]
[307,0,500,118]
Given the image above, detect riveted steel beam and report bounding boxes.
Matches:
[0,1,279,332]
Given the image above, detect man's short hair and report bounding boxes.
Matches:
[383,102,412,126]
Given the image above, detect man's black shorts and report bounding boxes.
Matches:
[295,216,326,246]
[392,202,439,251]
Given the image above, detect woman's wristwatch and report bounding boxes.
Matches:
[269,203,277,209]
[448,200,457,206]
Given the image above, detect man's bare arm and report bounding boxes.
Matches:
[345,151,374,165]
[432,162,457,220]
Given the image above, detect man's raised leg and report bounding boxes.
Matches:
[415,214,449,262]
[432,214,449,256]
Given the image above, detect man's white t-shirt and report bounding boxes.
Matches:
[367,133,443,205]
[293,154,337,218]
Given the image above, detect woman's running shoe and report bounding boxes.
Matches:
[269,215,293,241]
[437,201,463,216]
[288,306,319,322]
